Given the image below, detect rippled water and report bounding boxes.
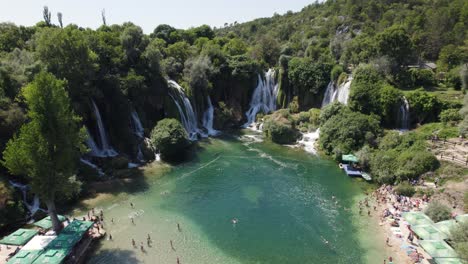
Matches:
[84,133,385,264]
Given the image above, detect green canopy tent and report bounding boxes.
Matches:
[412,224,448,240]
[33,215,67,230]
[434,258,464,264]
[6,250,42,264]
[342,154,358,163]
[435,219,458,236]
[419,240,458,259]
[0,229,38,246]
[47,234,81,250]
[32,248,70,264]
[61,220,93,236]
[402,212,434,226]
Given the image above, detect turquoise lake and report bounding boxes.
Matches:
[83,133,386,263]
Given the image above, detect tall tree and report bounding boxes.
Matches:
[57,12,63,28]
[2,72,85,232]
[101,9,106,26]
[43,6,51,26]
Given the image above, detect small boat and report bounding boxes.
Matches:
[361,172,372,181]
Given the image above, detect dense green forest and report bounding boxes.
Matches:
[0,0,467,231]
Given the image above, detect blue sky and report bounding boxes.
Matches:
[1,0,316,33]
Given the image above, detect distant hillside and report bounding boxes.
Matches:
[216,0,467,67]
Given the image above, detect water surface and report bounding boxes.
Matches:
[84,134,384,263]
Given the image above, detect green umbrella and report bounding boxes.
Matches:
[0,229,38,246]
[419,240,458,258]
[6,249,43,264]
[33,215,67,230]
[434,219,457,236]
[434,258,464,264]
[342,154,358,163]
[402,212,434,226]
[412,224,448,240]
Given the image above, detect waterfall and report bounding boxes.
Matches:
[131,110,144,138]
[298,129,320,154]
[80,158,105,177]
[321,82,336,108]
[168,80,207,140]
[335,77,352,105]
[9,181,43,215]
[243,69,279,128]
[398,96,410,130]
[87,100,118,157]
[321,77,353,108]
[202,96,220,136]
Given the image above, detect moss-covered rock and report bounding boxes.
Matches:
[263,109,299,144]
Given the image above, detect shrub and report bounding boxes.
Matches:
[450,221,468,260]
[263,110,299,144]
[394,182,416,197]
[330,65,344,82]
[440,109,462,125]
[409,68,435,88]
[319,102,347,125]
[425,201,451,222]
[319,108,381,156]
[150,118,189,161]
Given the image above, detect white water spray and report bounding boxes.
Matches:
[298,129,320,155]
[168,80,207,140]
[131,110,144,138]
[398,96,410,130]
[86,100,118,157]
[202,96,220,136]
[243,69,279,128]
[9,181,43,215]
[321,76,353,107]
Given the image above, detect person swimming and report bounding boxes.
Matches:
[231,218,238,224]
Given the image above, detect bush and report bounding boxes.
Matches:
[263,110,299,144]
[150,118,189,161]
[319,102,347,125]
[394,182,416,197]
[425,201,451,222]
[409,68,435,88]
[330,65,344,82]
[450,221,468,260]
[319,108,381,156]
[440,109,462,125]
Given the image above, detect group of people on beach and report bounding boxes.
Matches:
[370,185,429,263]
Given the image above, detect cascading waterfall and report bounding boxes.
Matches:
[398,96,410,130]
[9,181,43,215]
[336,77,352,105]
[168,80,207,140]
[86,100,118,157]
[130,110,147,162]
[321,76,353,107]
[80,158,105,177]
[243,69,279,128]
[202,96,220,136]
[298,129,320,154]
[131,110,144,138]
[321,82,336,108]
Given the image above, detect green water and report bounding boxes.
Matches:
[84,134,385,264]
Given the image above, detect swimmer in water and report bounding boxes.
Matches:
[231,218,238,224]
[177,223,182,232]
